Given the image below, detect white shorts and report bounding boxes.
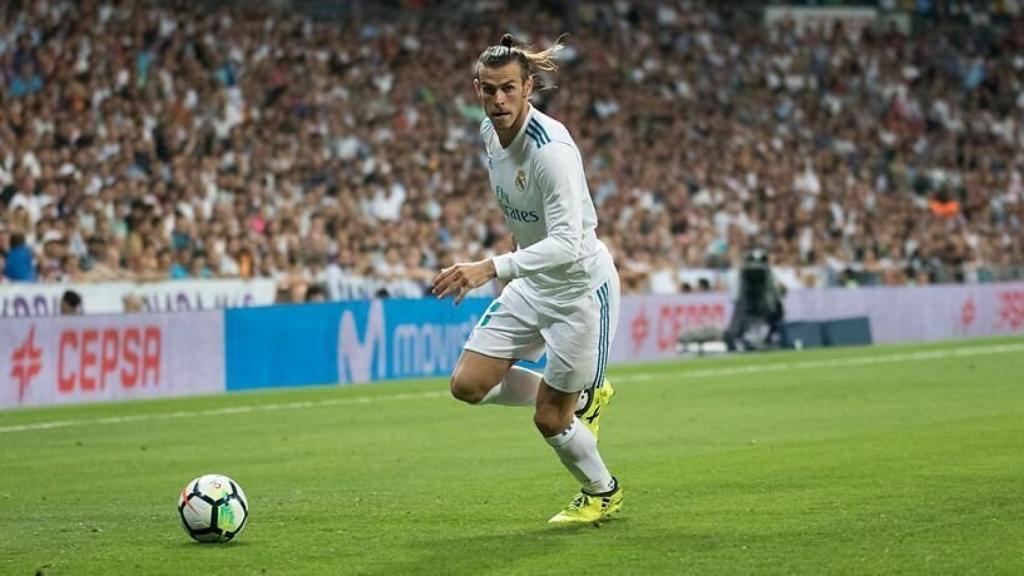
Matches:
[463,274,621,394]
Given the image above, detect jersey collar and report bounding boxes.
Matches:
[503,104,535,153]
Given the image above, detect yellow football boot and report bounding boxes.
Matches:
[577,380,615,439]
[548,484,623,525]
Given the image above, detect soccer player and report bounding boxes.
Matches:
[432,34,622,524]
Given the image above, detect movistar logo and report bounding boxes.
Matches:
[495,185,539,223]
[337,300,386,384]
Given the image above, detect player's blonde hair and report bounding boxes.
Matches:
[476,33,565,90]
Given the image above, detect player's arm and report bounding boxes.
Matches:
[495,232,516,294]
[432,258,496,304]
[491,143,582,280]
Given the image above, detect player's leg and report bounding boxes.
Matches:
[536,288,622,523]
[450,350,544,405]
[449,350,515,404]
[575,274,621,437]
[536,381,615,493]
[451,283,545,406]
[536,381,621,523]
[480,364,543,406]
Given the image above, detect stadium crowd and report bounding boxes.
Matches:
[1,0,1022,301]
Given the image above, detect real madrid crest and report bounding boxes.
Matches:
[515,169,527,192]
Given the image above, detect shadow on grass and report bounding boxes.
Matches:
[356,517,639,576]
[173,539,255,549]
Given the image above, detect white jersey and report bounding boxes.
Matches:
[481,106,614,302]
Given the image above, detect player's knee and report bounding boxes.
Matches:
[533,405,571,437]
[450,374,487,404]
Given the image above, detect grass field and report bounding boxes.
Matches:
[2,337,1023,575]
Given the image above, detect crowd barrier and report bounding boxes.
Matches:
[0,279,278,316]
[613,281,1024,362]
[224,298,490,391]
[1,282,1021,410]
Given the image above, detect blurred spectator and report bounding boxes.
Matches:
[0,0,1021,296]
[165,250,188,280]
[60,289,83,315]
[122,294,144,313]
[39,231,67,282]
[929,190,961,219]
[305,284,328,303]
[189,253,214,280]
[60,254,86,283]
[4,233,35,282]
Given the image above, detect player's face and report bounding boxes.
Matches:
[475,62,533,133]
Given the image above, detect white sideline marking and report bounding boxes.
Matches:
[0,391,449,434]
[616,342,1024,382]
[1,342,1021,434]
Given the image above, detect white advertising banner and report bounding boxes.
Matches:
[763,6,911,39]
[0,279,277,317]
[764,6,877,36]
[784,282,1024,344]
[611,293,734,364]
[609,282,1024,364]
[0,311,225,410]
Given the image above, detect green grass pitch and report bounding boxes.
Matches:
[1,337,1023,575]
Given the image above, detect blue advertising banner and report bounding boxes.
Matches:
[225,298,493,391]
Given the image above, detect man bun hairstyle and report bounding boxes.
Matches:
[477,33,565,90]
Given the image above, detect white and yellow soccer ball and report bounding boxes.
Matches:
[178,474,249,543]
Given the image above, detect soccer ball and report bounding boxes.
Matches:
[178,474,249,543]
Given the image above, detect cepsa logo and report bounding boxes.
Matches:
[628,302,728,353]
[653,303,727,351]
[57,326,162,393]
[9,324,163,405]
[11,326,42,402]
[997,290,1024,331]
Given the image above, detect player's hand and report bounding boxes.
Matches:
[432,259,497,305]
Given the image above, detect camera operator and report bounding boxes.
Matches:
[724,251,786,351]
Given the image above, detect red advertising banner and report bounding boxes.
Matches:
[0,312,225,410]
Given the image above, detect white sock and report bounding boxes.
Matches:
[544,417,616,494]
[480,366,541,406]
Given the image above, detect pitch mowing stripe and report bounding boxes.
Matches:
[1,341,1021,434]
